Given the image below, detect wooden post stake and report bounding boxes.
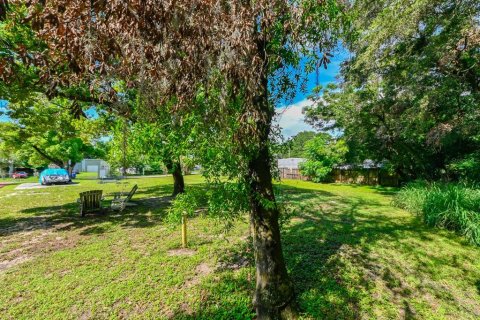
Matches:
[182,215,187,248]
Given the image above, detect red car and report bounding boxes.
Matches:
[12,171,28,179]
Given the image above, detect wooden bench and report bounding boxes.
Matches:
[78,190,105,216]
[111,184,138,212]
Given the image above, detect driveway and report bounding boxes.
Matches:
[15,182,80,190]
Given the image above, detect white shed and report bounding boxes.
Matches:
[73,159,110,178]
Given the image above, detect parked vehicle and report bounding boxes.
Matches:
[39,169,71,185]
[12,171,28,179]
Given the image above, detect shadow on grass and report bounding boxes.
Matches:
[0,184,177,237]
[280,185,451,318]
[2,181,477,319]
[171,184,448,319]
[0,182,211,238]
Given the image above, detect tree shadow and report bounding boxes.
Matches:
[170,183,466,319]
[2,181,478,319]
[0,193,175,237]
[0,182,206,238]
[279,185,474,318]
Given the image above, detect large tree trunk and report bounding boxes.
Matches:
[248,147,297,319]
[247,41,297,318]
[165,158,185,197]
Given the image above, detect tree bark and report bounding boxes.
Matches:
[67,162,76,176]
[165,158,185,197]
[246,37,297,318]
[248,146,297,320]
[171,162,185,196]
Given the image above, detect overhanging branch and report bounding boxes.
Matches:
[31,145,64,168]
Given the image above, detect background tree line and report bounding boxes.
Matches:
[304,0,480,182]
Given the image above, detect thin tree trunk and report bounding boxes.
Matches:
[171,161,185,196]
[165,158,185,197]
[122,119,128,177]
[67,162,76,177]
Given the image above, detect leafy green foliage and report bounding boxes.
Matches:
[277,131,318,158]
[300,133,348,182]
[105,119,143,173]
[168,183,250,230]
[0,3,47,101]
[395,182,480,245]
[447,152,480,181]
[0,95,105,168]
[305,0,480,180]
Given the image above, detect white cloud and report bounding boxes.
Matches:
[274,99,317,139]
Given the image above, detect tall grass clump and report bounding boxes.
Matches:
[394,182,480,246]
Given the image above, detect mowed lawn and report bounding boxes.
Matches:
[0,175,479,319]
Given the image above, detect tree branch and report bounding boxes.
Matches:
[0,0,8,21]
[31,145,64,168]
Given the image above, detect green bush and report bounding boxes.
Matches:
[394,182,480,246]
[299,133,348,182]
[447,153,480,181]
[167,182,249,229]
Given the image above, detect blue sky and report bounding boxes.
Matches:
[274,47,349,138]
[1,48,348,137]
[0,100,8,122]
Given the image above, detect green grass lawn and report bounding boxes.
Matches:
[0,176,38,184]
[0,176,479,319]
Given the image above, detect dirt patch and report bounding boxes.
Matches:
[0,224,80,273]
[15,182,80,190]
[0,218,52,236]
[196,262,213,275]
[180,302,194,316]
[183,262,214,289]
[217,243,252,272]
[218,255,250,271]
[167,248,196,256]
[0,254,32,272]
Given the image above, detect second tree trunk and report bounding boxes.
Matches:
[165,159,185,197]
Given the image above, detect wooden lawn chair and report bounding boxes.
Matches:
[111,184,138,212]
[78,190,105,216]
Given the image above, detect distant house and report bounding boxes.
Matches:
[73,159,110,178]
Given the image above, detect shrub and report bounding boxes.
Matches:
[299,133,348,182]
[447,153,480,182]
[168,182,249,229]
[394,182,480,246]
